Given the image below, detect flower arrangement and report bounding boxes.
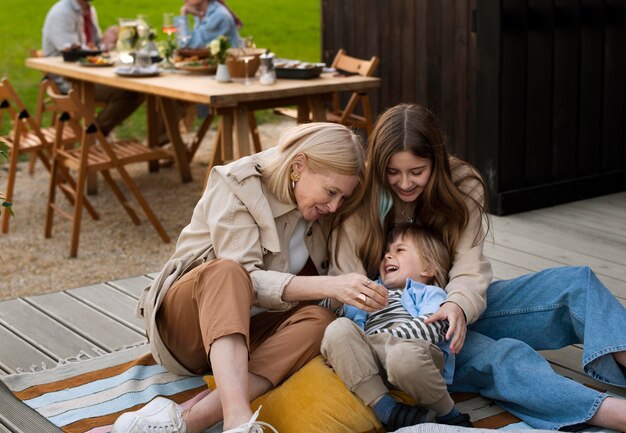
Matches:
[209,35,230,64]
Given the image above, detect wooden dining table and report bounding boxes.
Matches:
[26,56,380,184]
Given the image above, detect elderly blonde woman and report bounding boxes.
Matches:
[112,123,388,433]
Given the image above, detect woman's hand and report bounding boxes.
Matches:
[334,273,388,312]
[424,302,467,353]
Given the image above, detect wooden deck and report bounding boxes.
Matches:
[1,191,625,432]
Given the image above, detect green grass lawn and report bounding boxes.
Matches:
[0,0,320,137]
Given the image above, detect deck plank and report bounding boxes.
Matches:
[25,292,145,352]
[0,383,62,433]
[109,275,152,299]
[67,283,147,334]
[107,275,153,299]
[0,326,56,375]
[484,243,626,300]
[485,229,626,283]
[0,299,101,362]
[492,214,626,265]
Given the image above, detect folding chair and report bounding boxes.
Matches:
[325,49,379,134]
[275,49,379,134]
[0,77,77,233]
[45,88,171,257]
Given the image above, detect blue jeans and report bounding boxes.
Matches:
[449,266,626,430]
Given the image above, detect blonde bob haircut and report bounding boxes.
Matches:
[262,122,366,224]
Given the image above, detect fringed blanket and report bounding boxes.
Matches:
[1,344,207,433]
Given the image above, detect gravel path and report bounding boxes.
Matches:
[0,119,292,300]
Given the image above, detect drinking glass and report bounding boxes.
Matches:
[240,54,255,85]
[174,15,191,48]
[162,13,176,36]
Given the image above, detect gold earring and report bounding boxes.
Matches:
[290,171,301,189]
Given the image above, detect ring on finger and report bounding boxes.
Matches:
[363,278,372,285]
[358,293,367,303]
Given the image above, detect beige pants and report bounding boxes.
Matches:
[321,317,455,416]
[156,258,334,386]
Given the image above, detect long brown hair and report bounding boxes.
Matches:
[358,104,489,278]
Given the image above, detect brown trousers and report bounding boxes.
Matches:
[156,259,334,386]
[93,84,144,136]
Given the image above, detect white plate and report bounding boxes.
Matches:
[115,65,160,77]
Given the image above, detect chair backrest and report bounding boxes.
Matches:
[328,50,379,133]
[331,49,379,78]
[0,78,48,143]
[46,87,120,164]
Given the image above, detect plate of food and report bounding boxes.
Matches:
[274,59,324,79]
[175,59,217,74]
[78,55,114,67]
[175,48,211,59]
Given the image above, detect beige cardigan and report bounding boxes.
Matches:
[138,149,362,375]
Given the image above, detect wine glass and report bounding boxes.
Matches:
[240,54,256,85]
[162,13,176,36]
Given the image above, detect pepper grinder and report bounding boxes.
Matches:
[259,50,276,85]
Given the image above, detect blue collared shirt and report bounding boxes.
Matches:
[180,1,241,49]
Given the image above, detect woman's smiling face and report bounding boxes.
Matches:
[292,157,359,222]
[386,151,432,203]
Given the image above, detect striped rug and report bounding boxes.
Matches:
[1,344,619,433]
[1,345,207,433]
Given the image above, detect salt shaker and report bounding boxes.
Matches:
[259,51,276,85]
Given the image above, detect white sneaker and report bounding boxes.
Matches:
[221,406,278,433]
[111,397,186,433]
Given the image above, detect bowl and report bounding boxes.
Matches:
[225,48,265,79]
[62,49,103,62]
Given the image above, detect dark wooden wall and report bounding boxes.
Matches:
[322,0,626,215]
[321,0,478,162]
[475,0,626,214]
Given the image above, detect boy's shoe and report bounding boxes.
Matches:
[383,403,431,431]
[222,406,278,433]
[438,412,473,427]
[111,396,186,433]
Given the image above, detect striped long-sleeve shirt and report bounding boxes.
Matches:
[323,289,449,344]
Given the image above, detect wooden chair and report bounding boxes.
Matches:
[0,77,78,233]
[45,88,171,257]
[275,49,379,134]
[325,49,379,134]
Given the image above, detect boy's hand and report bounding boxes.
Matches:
[424,302,466,353]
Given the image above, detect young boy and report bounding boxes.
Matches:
[321,224,472,431]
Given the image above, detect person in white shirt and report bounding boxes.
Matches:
[42,0,144,136]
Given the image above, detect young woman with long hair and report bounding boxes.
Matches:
[352,103,626,430]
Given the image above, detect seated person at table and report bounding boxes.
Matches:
[42,0,144,137]
[321,224,473,430]
[177,0,241,48]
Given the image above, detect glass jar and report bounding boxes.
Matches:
[116,18,139,64]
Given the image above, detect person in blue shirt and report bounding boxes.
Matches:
[321,224,472,431]
[178,0,241,48]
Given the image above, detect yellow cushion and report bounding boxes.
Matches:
[204,355,387,433]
